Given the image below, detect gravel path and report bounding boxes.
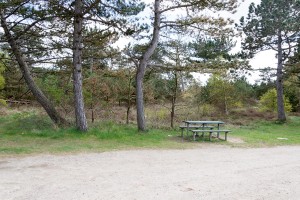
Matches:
[1,146,300,200]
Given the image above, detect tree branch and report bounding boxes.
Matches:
[2,0,31,19]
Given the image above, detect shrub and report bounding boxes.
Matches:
[259,88,292,112]
[0,99,7,106]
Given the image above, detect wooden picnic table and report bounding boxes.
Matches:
[181,120,230,141]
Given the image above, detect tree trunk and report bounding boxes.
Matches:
[170,54,179,128]
[126,74,132,125]
[136,0,161,132]
[91,101,95,123]
[222,81,229,115]
[136,64,146,131]
[170,96,175,128]
[73,0,88,131]
[276,31,286,122]
[0,12,68,127]
[126,105,131,124]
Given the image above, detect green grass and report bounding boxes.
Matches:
[1,110,300,156]
[230,116,300,147]
[0,111,194,155]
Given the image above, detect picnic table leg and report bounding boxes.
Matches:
[209,131,212,141]
[193,132,196,141]
[225,131,228,141]
[186,123,189,137]
[200,123,205,138]
[217,123,220,138]
[181,128,183,137]
[209,127,213,138]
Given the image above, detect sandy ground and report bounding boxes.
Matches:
[1,146,300,200]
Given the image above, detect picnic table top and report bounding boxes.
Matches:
[183,120,225,124]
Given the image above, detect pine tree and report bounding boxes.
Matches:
[0,1,69,126]
[238,0,300,121]
[135,0,238,131]
[49,0,145,131]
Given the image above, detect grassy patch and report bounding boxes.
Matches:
[1,110,300,155]
[0,112,193,155]
[230,116,300,147]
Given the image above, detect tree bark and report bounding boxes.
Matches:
[170,95,176,128]
[136,0,161,132]
[0,12,68,127]
[73,0,88,131]
[170,49,179,128]
[170,72,178,128]
[126,73,133,124]
[276,31,286,122]
[126,106,131,124]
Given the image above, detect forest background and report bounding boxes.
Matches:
[1,0,300,134]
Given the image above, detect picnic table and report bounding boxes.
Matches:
[181,120,231,141]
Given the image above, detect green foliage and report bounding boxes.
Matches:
[0,52,34,101]
[283,77,300,111]
[252,81,276,99]
[259,89,292,112]
[232,76,255,105]
[200,74,236,114]
[38,74,66,104]
[0,76,4,90]
[0,53,6,90]
[147,73,175,100]
[0,99,7,106]
[189,36,235,61]
[34,68,73,112]
[0,53,6,105]
[192,74,257,114]
[188,35,251,72]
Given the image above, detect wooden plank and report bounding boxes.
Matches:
[183,120,225,124]
[180,125,214,138]
[180,125,214,129]
[191,130,231,132]
[6,100,31,104]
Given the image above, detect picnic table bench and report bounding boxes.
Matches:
[179,125,214,137]
[190,129,231,141]
[181,120,231,141]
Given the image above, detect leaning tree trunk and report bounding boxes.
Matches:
[276,31,286,122]
[0,12,68,127]
[136,0,161,132]
[73,0,88,131]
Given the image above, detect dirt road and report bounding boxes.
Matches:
[1,146,300,200]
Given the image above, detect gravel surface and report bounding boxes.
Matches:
[1,146,300,200]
